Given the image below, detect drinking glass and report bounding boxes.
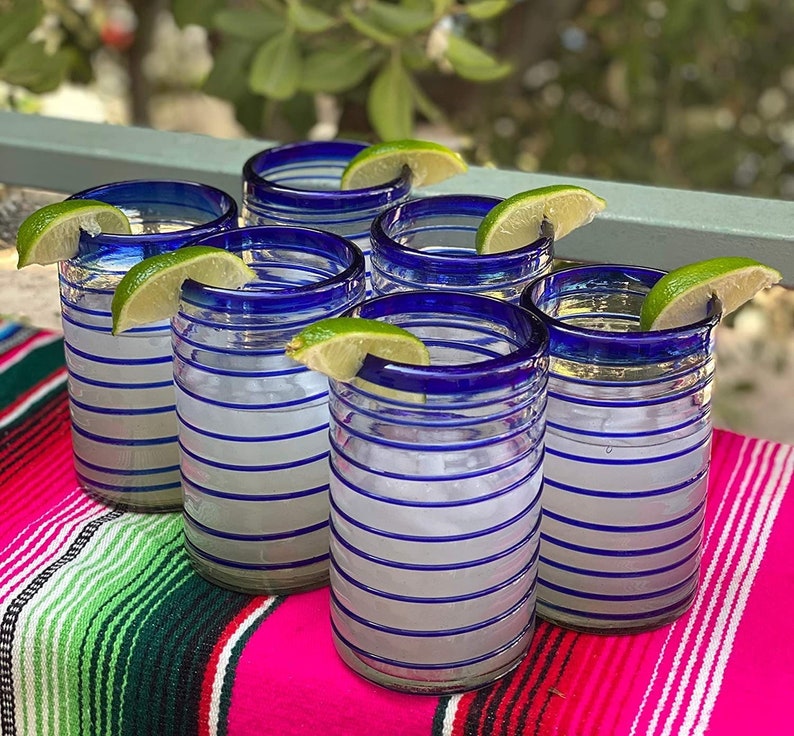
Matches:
[172,225,366,594]
[370,194,554,302]
[242,140,412,290]
[521,265,720,632]
[328,290,549,693]
[60,180,238,512]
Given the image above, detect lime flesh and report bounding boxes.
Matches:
[639,257,782,331]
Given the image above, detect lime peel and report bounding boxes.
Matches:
[111,246,257,335]
[639,256,782,331]
[475,184,606,255]
[16,199,132,268]
[285,317,431,382]
[340,139,467,191]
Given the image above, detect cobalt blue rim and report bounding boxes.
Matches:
[68,179,238,253]
[370,194,554,273]
[242,140,412,211]
[521,265,721,365]
[178,225,365,312]
[345,290,549,395]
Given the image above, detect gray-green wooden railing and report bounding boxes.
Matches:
[1,110,792,285]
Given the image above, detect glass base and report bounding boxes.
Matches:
[186,549,329,596]
[536,586,698,634]
[331,627,533,695]
[81,485,182,513]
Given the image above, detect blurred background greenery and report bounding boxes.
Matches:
[1,0,793,443]
[2,0,793,200]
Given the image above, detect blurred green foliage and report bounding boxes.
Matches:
[1,0,793,200]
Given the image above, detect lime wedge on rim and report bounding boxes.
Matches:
[16,199,132,268]
[111,246,257,335]
[285,317,430,382]
[340,139,468,190]
[475,184,606,254]
[639,256,782,331]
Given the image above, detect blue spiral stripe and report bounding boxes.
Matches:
[176,409,327,443]
[72,422,177,446]
[174,349,306,378]
[539,519,704,557]
[75,471,181,493]
[179,439,328,472]
[329,431,541,484]
[184,537,329,570]
[539,569,699,602]
[331,408,543,452]
[545,410,708,439]
[542,498,705,533]
[67,368,173,390]
[69,396,175,416]
[539,546,699,578]
[329,515,540,572]
[330,449,543,507]
[545,430,711,465]
[329,613,535,671]
[329,584,534,637]
[537,595,695,622]
[542,466,708,498]
[329,489,540,543]
[64,338,172,366]
[183,510,328,541]
[174,374,326,410]
[329,547,539,604]
[182,476,327,502]
[74,452,180,476]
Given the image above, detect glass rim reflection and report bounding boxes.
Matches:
[347,290,549,394]
[243,140,412,209]
[522,264,722,341]
[371,194,555,270]
[69,179,239,249]
[180,225,365,312]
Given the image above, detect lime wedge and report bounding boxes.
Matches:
[16,199,132,268]
[475,184,606,254]
[340,139,468,190]
[285,317,430,381]
[639,256,782,331]
[111,246,257,335]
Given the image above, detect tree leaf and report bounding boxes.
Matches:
[213,8,285,42]
[300,45,376,94]
[341,4,399,46]
[367,56,414,140]
[203,40,258,102]
[248,30,302,100]
[0,40,70,93]
[171,0,225,28]
[444,34,512,81]
[409,76,445,123]
[464,0,512,21]
[367,0,436,36]
[287,0,336,34]
[0,0,43,55]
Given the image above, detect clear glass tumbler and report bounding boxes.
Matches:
[370,194,554,302]
[521,265,720,632]
[59,180,238,512]
[242,140,412,290]
[172,225,366,594]
[328,290,549,693]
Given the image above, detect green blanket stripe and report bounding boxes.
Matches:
[86,529,186,736]
[18,511,182,736]
[0,335,65,410]
[215,601,284,736]
[123,574,252,736]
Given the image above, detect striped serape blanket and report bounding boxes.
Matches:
[1,319,792,736]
